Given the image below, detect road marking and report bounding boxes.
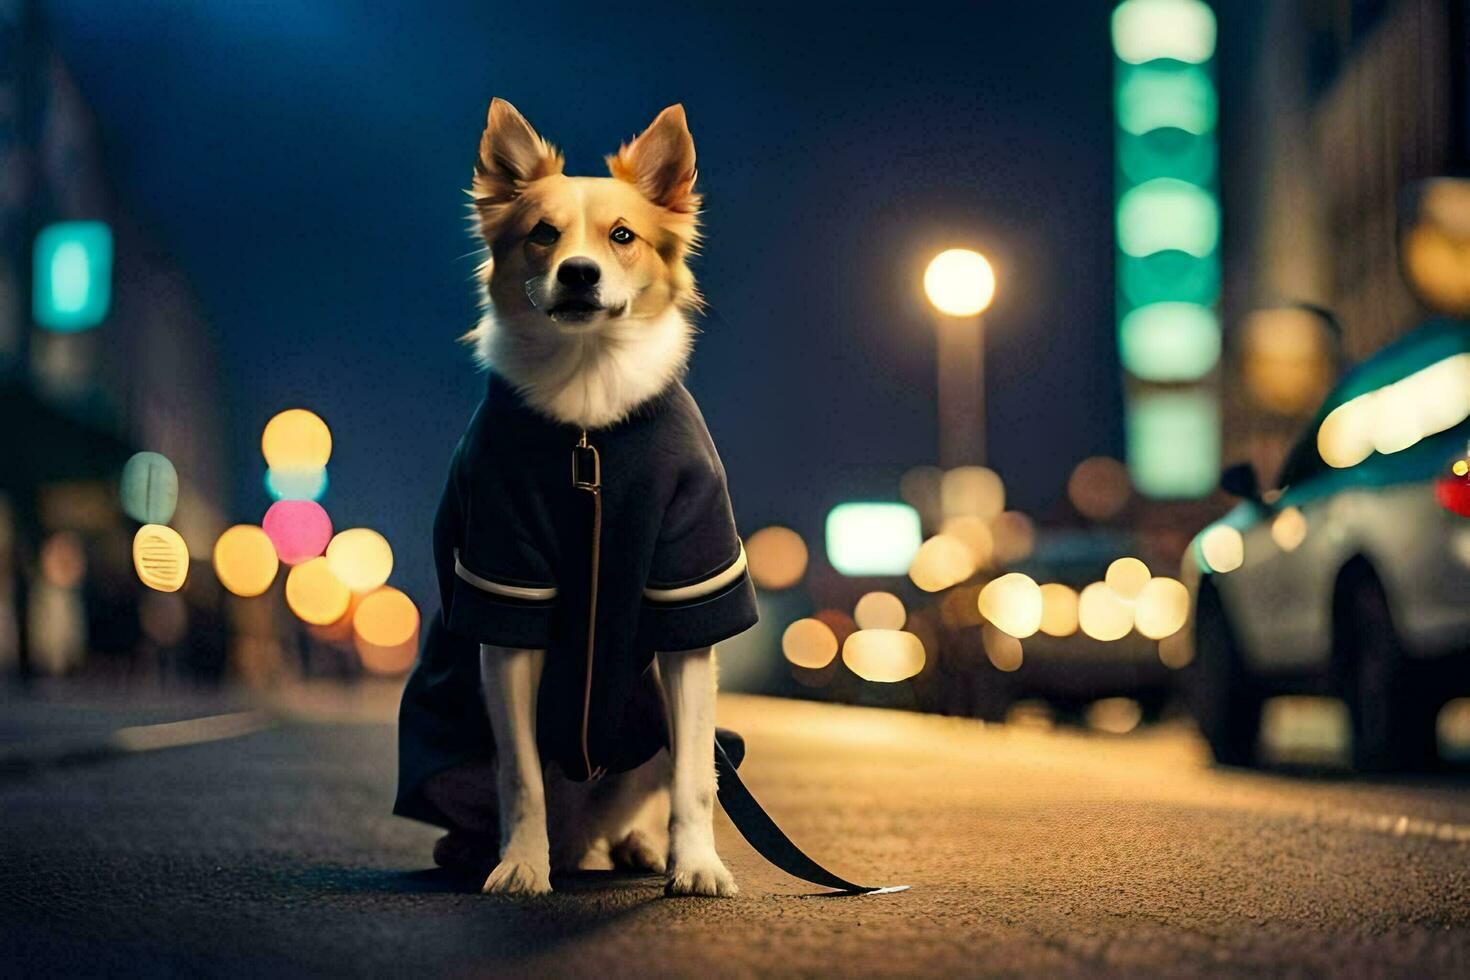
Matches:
[1321,807,1470,843]
[109,711,275,753]
[0,710,278,784]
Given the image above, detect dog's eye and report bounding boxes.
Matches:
[609,226,635,245]
[527,221,560,246]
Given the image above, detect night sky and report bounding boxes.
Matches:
[45,1,1121,608]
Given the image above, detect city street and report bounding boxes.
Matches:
[4,2,1470,976]
[3,684,1469,977]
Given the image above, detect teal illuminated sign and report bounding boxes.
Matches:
[1127,389,1219,497]
[825,502,922,577]
[1113,0,1220,497]
[34,221,113,331]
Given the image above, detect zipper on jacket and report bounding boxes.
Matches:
[571,430,607,781]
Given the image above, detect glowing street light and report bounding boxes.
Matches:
[923,248,996,467]
[924,248,996,317]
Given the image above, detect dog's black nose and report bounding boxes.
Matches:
[557,257,601,289]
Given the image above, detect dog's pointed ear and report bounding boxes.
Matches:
[606,104,699,213]
[472,98,564,208]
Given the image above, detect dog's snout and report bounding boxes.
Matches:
[557,257,601,290]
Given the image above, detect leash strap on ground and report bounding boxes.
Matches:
[713,732,908,896]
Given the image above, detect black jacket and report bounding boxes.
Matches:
[395,371,759,827]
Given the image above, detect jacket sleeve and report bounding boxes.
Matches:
[641,450,759,652]
[435,449,557,651]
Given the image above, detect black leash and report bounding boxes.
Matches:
[713,729,909,896]
[573,433,904,896]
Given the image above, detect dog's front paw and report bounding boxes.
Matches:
[665,852,738,897]
[482,858,552,895]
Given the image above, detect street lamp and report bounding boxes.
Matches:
[923,248,996,466]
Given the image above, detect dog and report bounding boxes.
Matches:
[394,98,758,898]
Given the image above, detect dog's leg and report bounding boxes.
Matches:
[656,645,737,897]
[479,643,552,895]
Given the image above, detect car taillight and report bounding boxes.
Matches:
[1437,453,1470,516]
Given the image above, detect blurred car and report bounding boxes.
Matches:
[972,529,1173,723]
[1184,318,1470,770]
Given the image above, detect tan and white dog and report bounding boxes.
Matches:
[464,99,736,897]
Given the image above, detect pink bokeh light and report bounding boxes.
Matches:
[262,499,334,565]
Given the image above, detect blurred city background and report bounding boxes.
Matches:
[4,0,1468,770]
[5,0,1470,973]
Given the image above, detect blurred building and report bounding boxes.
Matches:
[1218,0,1469,484]
[0,3,228,676]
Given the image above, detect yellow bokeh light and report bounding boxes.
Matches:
[1104,556,1151,600]
[1086,697,1143,734]
[213,524,280,598]
[1402,180,1470,316]
[1133,576,1189,639]
[1316,396,1377,469]
[1437,698,1470,755]
[938,515,994,567]
[982,624,1023,672]
[1454,459,1469,477]
[1241,308,1334,415]
[841,629,926,682]
[923,248,996,317]
[1316,353,1470,468]
[1078,581,1133,641]
[1270,507,1308,553]
[1038,583,1080,637]
[133,524,189,593]
[262,408,332,471]
[990,511,1036,565]
[781,618,839,669]
[353,588,419,676]
[745,526,809,590]
[325,528,394,594]
[977,572,1042,639]
[909,534,977,592]
[1199,525,1244,573]
[1402,224,1470,316]
[853,591,906,630]
[940,466,1005,521]
[285,557,351,626]
[353,586,419,648]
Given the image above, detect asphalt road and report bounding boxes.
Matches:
[3,682,1470,977]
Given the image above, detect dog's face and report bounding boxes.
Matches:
[471,99,701,332]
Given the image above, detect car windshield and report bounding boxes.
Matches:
[1275,317,1470,490]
